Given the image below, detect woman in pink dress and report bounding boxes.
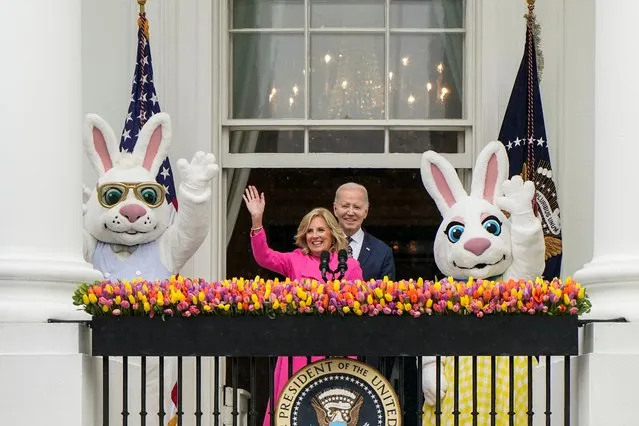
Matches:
[242,185,363,426]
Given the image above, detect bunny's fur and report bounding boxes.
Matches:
[421,141,545,281]
[83,112,219,280]
[419,141,545,410]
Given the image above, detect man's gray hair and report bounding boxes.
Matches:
[334,182,369,205]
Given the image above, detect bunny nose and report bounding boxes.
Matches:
[119,204,147,223]
[464,238,491,256]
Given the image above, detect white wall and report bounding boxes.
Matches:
[80,0,595,280]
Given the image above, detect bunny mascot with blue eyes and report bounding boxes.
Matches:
[419,141,545,425]
[82,111,219,424]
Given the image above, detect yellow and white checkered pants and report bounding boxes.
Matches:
[422,356,533,426]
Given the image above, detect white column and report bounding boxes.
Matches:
[573,0,639,321]
[0,0,102,322]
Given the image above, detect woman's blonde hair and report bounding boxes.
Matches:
[294,207,348,255]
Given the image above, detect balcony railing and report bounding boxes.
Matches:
[90,315,578,426]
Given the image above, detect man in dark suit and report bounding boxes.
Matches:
[332,182,395,281]
[334,183,418,426]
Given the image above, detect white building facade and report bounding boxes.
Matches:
[1,0,637,424]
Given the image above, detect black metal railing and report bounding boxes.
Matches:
[90,315,578,426]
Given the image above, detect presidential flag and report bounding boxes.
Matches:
[120,12,178,211]
[497,20,562,279]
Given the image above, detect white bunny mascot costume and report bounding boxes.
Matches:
[419,141,545,425]
[83,111,219,424]
[83,112,218,280]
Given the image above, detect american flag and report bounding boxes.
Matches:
[497,21,562,279]
[120,12,178,211]
[120,12,179,425]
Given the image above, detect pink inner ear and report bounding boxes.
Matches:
[431,163,457,208]
[483,153,498,203]
[92,128,113,172]
[142,126,163,171]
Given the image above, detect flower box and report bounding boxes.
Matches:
[90,314,578,357]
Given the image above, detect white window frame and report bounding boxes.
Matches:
[219,0,478,169]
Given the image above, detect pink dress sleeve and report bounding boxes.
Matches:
[345,258,364,281]
[250,229,292,277]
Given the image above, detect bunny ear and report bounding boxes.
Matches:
[131,112,172,176]
[83,114,120,175]
[470,141,509,204]
[420,150,467,214]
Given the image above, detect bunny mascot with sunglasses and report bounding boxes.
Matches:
[82,111,218,423]
[82,111,218,282]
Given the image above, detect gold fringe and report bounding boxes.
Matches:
[524,12,544,81]
[138,14,150,39]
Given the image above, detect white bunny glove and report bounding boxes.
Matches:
[422,356,448,406]
[495,175,535,216]
[177,152,219,201]
[496,175,545,280]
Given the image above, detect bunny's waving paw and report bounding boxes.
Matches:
[177,152,219,194]
[495,175,535,216]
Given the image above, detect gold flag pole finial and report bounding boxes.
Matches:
[138,0,147,14]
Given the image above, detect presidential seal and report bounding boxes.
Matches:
[274,358,401,426]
